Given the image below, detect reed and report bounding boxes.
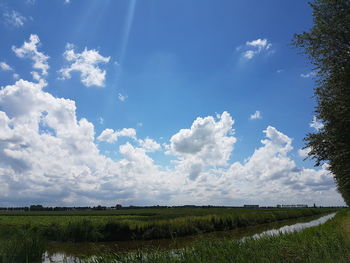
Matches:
[0,230,46,263]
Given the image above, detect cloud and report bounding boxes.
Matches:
[225,126,294,183]
[0,79,343,206]
[138,138,161,152]
[0,62,12,71]
[239,38,272,60]
[0,36,344,206]
[97,128,136,143]
[59,44,110,87]
[310,116,324,131]
[3,10,27,27]
[301,71,316,78]
[13,73,20,80]
[243,50,255,59]
[250,110,262,120]
[0,78,174,206]
[298,147,311,158]
[169,112,235,162]
[246,39,272,49]
[118,93,127,102]
[12,34,49,80]
[169,112,236,180]
[217,126,339,205]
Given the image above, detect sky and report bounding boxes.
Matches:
[0,0,345,207]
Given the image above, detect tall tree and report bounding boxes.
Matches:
[293,0,350,205]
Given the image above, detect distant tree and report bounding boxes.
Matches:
[293,0,350,205]
[30,204,44,211]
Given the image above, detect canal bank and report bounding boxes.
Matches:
[79,210,350,263]
[44,211,348,262]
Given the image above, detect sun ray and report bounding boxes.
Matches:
[112,0,137,88]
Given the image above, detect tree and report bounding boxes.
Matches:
[293,0,350,205]
[30,204,44,211]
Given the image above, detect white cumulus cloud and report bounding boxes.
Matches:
[0,78,173,206]
[97,128,136,143]
[12,34,49,80]
[138,138,161,152]
[169,112,236,180]
[59,44,110,87]
[239,38,272,60]
[216,126,338,205]
[0,79,344,206]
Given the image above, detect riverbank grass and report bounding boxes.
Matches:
[0,230,46,263]
[87,209,350,263]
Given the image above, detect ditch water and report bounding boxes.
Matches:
[42,213,336,263]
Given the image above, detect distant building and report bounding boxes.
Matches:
[277,204,308,208]
[244,205,259,208]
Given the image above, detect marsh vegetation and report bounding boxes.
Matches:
[0,207,341,262]
[84,210,350,263]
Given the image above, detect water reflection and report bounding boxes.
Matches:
[43,213,336,262]
[43,252,83,263]
[250,212,336,239]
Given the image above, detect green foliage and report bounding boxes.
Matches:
[293,0,350,205]
[0,230,47,263]
[85,210,350,263]
[101,221,133,241]
[64,219,101,242]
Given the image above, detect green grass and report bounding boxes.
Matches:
[0,230,46,263]
[85,209,350,263]
[0,208,333,242]
[0,208,344,262]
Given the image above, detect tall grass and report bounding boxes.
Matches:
[40,209,334,242]
[0,208,334,243]
[0,230,46,263]
[85,210,350,263]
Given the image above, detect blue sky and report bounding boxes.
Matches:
[0,0,345,207]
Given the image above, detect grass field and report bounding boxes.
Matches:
[84,209,350,263]
[0,207,343,262]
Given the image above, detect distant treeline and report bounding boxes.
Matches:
[0,204,347,212]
